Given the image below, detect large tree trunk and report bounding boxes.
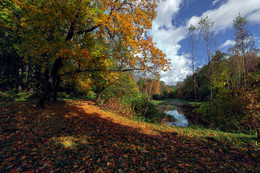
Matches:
[29,64,35,93]
[48,57,63,102]
[38,57,63,107]
[52,74,61,102]
[37,17,94,107]
[25,63,29,91]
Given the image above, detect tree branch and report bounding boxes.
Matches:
[77,0,128,35]
[60,67,143,77]
[77,24,101,35]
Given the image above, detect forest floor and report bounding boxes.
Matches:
[1,98,259,172]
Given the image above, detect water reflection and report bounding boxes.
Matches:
[157,99,201,127]
[166,109,188,127]
[157,101,190,127]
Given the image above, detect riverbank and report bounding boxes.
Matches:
[152,98,203,126]
[151,98,202,106]
[1,98,258,172]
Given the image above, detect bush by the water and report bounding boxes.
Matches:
[102,94,162,122]
[152,93,161,100]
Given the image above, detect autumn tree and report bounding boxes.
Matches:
[0,0,23,91]
[231,13,257,85]
[211,50,229,90]
[188,24,198,105]
[240,74,260,139]
[12,0,170,106]
[197,16,215,121]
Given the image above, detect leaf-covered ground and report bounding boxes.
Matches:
[1,100,259,172]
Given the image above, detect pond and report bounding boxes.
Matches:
[157,99,199,127]
[166,109,189,127]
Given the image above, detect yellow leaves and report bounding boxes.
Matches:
[140,167,146,171]
[179,163,192,168]
[31,148,37,152]
[52,136,76,149]
[251,153,257,158]
[58,48,71,57]
[21,22,27,27]
[13,0,170,83]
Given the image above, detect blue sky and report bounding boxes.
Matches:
[151,0,260,85]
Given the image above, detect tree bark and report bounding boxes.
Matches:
[38,57,63,107]
[18,57,22,92]
[25,63,29,91]
[37,18,101,107]
[37,61,50,108]
[29,64,35,93]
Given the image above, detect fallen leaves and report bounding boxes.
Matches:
[1,100,259,172]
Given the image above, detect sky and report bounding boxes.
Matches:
[151,0,260,85]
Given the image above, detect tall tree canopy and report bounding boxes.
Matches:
[7,0,170,104]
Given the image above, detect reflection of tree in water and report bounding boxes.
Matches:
[158,104,174,113]
[157,102,203,126]
[158,104,177,123]
[177,105,202,124]
[176,106,184,115]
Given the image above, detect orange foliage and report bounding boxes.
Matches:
[14,0,170,78]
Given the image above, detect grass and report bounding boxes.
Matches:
[151,98,203,106]
[0,91,36,102]
[1,92,259,172]
[175,125,258,148]
[150,98,174,105]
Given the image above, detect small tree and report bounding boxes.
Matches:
[231,13,257,85]
[240,74,260,139]
[188,24,198,106]
[197,16,215,123]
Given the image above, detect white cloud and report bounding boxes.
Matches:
[219,39,235,48]
[188,0,260,32]
[154,0,183,28]
[160,54,192,85]
[187,15,200,28]
[248,10,260,23]
[212,0,221,6]
[256,38,260,47]
[151,24,191,85]
[152,0,191,85]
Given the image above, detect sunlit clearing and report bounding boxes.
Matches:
[52,136,76,149]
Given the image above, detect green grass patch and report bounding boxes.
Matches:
[174,125,258,148]
[150,98,176,105]
[151,98,203,106]
[0,91,35,102]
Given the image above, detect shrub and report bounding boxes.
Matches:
[152,93,161,100]
[103,94,162,123]
[130,95,160,120]
[102,97,134,117]
[197,88,245,132]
